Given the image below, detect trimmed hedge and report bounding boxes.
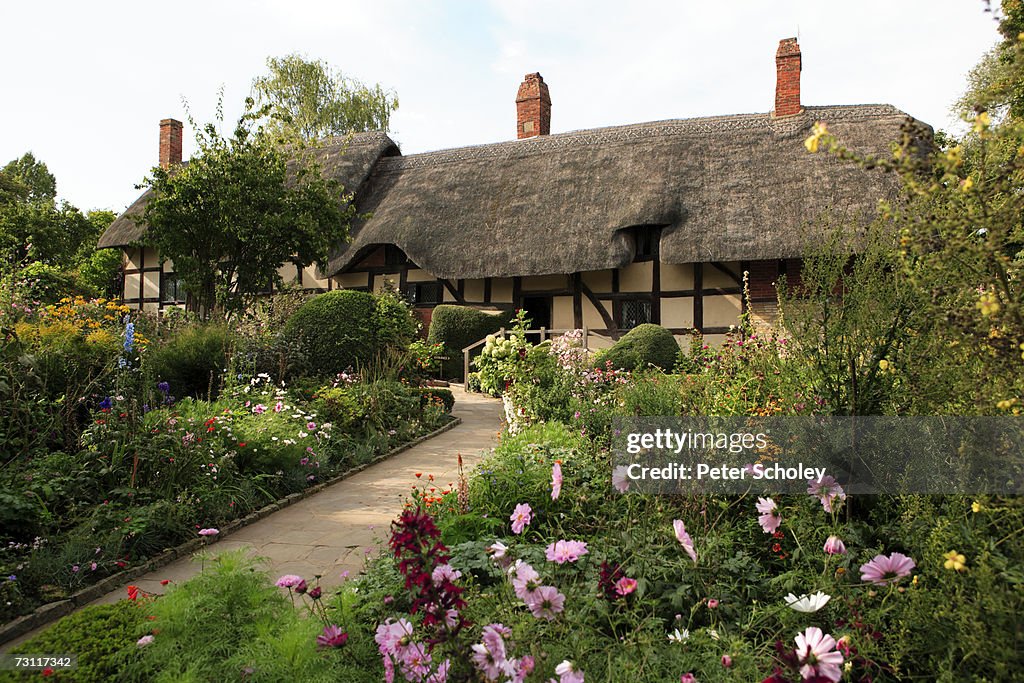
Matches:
[427,306,515,380]
[601,323,679,372]
[284,290,377,377]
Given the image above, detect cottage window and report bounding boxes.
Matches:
[619,298,652,330]
[632,227,660,261]
[404,281,443,306]
[160,272,186,304]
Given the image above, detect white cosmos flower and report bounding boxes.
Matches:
[668,628,690,643]
[784,591,832,613]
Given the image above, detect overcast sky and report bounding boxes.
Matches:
[0,1,1002,212]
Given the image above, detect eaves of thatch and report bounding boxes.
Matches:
[96,132,399,249]
[328,104,920,280]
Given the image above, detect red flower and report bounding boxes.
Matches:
[127,585,139,601]
[42,667,54,677]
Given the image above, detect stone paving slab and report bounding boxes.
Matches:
[2,386,501,651]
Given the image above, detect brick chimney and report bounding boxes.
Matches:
[516,73,551,139]
[159,118,183,169]
[773,38,802,117]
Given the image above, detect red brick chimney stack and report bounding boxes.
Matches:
[159,118,183,169]
[516,73,551,139]
[774,38,802,117]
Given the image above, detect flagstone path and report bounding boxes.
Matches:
[2,386,501,650]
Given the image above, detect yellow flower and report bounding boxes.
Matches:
[960,176,974,192]
[973,111,991,133]
[977,291,1000,317]
[804,122,829,153]
[878,359,890,371]
[912,575,919,586]
[972,501,982,513]
[943,550,967,572]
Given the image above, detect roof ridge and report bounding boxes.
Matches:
[374,104,906,173]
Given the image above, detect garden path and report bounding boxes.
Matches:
[88,385,502,604]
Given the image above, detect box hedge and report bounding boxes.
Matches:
[284,290,377,378]
[601,323,679,372]
[427,306,515,380]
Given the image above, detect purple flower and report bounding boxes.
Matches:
[673,519,698,563]
[275,574,304,588]
[526,585,566,620]
[860,552,916,586]
[99,396,112,411]
[157,381,170,394]
[316,624,348,648]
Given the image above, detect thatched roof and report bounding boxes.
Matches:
[96,132,399,249]
[328,105,920,279]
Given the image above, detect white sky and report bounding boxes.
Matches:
[0,1,1002,212]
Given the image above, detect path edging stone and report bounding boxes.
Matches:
[0,416,462,647]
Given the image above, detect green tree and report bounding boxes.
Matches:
[140,102,356,317]
[1,152,56,202]
[252,54,398,140]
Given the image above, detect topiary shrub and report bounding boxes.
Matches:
[373,286,419,352]
[284,290,376,378]
[1,600,146,682]
[426,306,515,380]
[143,324,229,400]
[602,324,679,372]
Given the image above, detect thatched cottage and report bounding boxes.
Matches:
[98,38,919,344]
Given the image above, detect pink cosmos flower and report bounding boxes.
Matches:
[307,421,317,430]
[551,462,563,501]
[471,623,513,680]
[316,624,348,648]
[707,598,719,609]
[198,528,219,537]
[680,675,697,683]
[527,585,566,620]
[794,626,844,682]
[274,400,284,413]
[755,497,781,534]
[673,519,698,563]
[721,654,732,668]
[545,539,589,564]
[275,574,303,588]
[252,404,266,414]
[137,635,154,647]
[375,618,414,656]
[807,475,846,513]
[554,660,584,683]
[487,541,508,559]
[401,642,433,680]
[512,562,541,600]
[614,577,637,596]
[823,535,847,555]
[431,563,462,586]
[859,552,916,586]
[510,503,532,534]
[612,465,631,493]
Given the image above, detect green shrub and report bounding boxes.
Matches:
[602,324,679,372]
[15,262,81,304]
[144,324,229,400]
[372,286,419,352]
[426,306,514,380]
[314,385,366,432]
[284,290,376,378]
[0,600,145,682]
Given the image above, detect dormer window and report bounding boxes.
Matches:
[632,227,660,262]
[384,245,407,266]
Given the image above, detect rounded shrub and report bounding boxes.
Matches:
[284,290,377,378]
[373,287,419,352]
[426,306,514,380]
[602,324,679,372]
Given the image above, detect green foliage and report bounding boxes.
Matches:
[0,601,145,683]
[252,53,399,139]
[426,305,514,380]
[371,285,419,353]
[473,311,532,395]
[284,290,376,377]
[1,152,56,202]
[143,324,229,400]
[602,323,679,372]
[415,387,454,413]
[141,99,354,316]
[75,248,122,299]
[14,262,80,304]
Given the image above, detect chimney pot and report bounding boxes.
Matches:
[159,118,183,169]
[516,72,551,139]
[773,38,802,117]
